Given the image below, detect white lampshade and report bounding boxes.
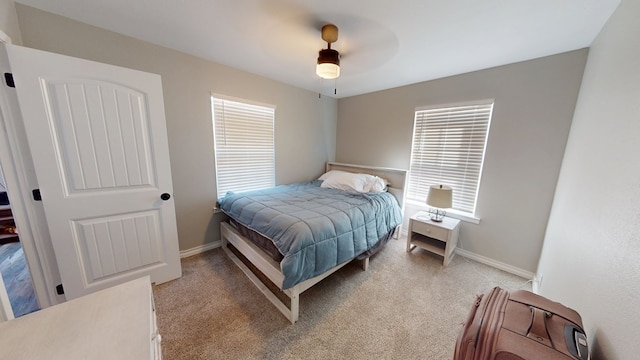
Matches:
[426,185,452,208]
[316,62,340,79]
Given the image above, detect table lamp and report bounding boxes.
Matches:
[426,185,452,222]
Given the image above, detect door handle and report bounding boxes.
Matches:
[160,193,171,201]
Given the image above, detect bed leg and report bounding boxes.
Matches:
[361,257,370,271]
[221,232,228,248]
[289,289,300,324]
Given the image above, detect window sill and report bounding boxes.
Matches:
[405,199,481,224]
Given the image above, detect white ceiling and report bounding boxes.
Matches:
[16,0,620,98]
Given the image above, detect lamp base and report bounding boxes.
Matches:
[428,208,446,222]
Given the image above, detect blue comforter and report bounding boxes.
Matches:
[218,180,402,289]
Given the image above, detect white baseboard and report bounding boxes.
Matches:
[180,241,221,258]
[532,280,540,294]
[455,248,535,280]
[402,229,535,281]
[531,274,543,294]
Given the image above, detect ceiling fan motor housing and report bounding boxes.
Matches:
[321,24,339,44]
[316,23,341,79]
[317,48,340,66]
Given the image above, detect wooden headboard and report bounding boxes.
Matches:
[325,162,408,209]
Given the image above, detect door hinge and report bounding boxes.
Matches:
[32,189,42,201]
[56,284,64,295]
[4,73,15,88]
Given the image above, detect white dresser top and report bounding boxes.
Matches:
[0,276,153,360]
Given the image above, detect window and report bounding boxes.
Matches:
[407,101,493,217]
[212,96,275,198]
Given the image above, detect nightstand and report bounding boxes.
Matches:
[407,211,461,266]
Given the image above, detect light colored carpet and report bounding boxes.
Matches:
[153,236,531,359]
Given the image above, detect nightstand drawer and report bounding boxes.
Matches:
[411,220,449,241]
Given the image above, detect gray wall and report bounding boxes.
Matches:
[537,0,638,358]
[336,50,588,274]
[0,0,21,44]
[15,4,337,251]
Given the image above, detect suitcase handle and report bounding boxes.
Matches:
[526,306,552,346]
[564,325,589,360]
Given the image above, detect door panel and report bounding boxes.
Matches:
[44,80,155,192]
[3,44,181,299]
[74,210,162,283]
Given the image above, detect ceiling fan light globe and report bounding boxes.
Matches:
[316,48,341,79]
[316,63,340,79]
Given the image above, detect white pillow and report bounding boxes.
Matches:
[318,170,343,181]
[363,176,388,193]
[319,170,388,193]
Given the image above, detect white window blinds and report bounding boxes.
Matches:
[407,102,493,215]
[212,96,275,198]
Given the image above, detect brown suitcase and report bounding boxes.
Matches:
[454,287,589,360]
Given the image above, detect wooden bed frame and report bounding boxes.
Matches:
[220,162,408,323]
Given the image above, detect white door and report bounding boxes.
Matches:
[2,44,181,299]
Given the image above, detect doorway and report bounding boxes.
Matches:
[0,165,39,317]
[0,32,66,312]
[0,42,181,304]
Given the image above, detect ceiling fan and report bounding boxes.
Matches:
[316,24,340,79]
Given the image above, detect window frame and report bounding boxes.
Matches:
[407,99,494,222]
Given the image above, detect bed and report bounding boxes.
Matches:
[218,162,407,323]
